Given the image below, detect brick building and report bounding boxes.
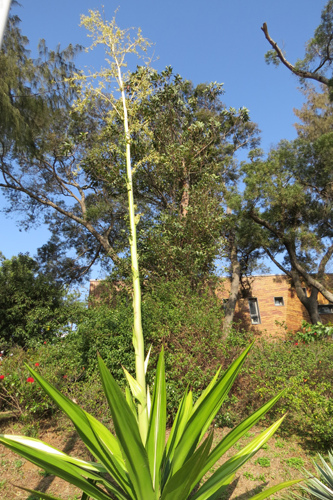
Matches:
[89,274,333,337]
[218,274,333,336]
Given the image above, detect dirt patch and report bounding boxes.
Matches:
[0,416,316,500]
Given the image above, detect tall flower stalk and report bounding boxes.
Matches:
[74,11,154,440]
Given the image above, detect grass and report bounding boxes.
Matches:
[255,457,271,467]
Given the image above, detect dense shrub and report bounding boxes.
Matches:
[224,337,333,447]
[2,278,333,448]
[0,254,84,348]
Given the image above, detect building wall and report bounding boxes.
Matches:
[218,274,333,336]
[90,275,333,337]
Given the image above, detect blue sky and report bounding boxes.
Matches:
[0,0,328,283]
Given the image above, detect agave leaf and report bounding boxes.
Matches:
[192,416,286,500]
[315,456,333,488]
[145,345,152,374]
[125,386,138,420]
[25,364,129,488]
[250,479,302,500]
[303,479,333,500]
[161,389,193,490]
[15,486,64,500]
[171,343,252,475]
[191,367,221,415]
[98,355,155,500]
[198,390,286,483]
[201,473,235,500]
[123,366,146,407]
[164,389,193,465]
[0,434,106,474]
[146,349,166,491]
[161,432,213,500]
[0,435,123,500]
[83,412,125,468]
[147,384,151,418]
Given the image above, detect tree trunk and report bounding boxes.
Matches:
[180,161,190,219]
[223,210,241,334]
[291,271,320,324]
[223,258,241,333]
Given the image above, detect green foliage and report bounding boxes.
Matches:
[285,458,304,470]
[0,254,83,348]
[237,339,333,447]
[0,347,299,500]
[255,457,271,468]
[0,338,88,418]
[0,10,295,500]
[242,133,333,321]
[74,302,135,383]
[297,321,333,343]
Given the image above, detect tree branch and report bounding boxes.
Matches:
[261,22,330,86]
[264,247,291,277]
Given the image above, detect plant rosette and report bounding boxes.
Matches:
[0,344,300,500]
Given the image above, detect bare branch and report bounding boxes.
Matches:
[261,22,330,86]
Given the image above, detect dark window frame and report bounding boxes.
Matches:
[318,304,333,314]
[248,298,261,324]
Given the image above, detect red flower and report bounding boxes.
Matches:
[44,341,47,344]
[314,333,317,335]
[63,375,67,379]
[294,342,298,346]
[35,362,39,367]
[0,375,4,380]
[26,377,34,383]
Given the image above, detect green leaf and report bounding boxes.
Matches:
[15,486,64,500]
[0,434,105,473]
[250,479,302,500]
[191,367,221,415]
[192,416,286,500]
[171,343,252,475]
[0,435,122,500]
[25,365,131,495]
[98,355,155,500]
[125,386,138,420]
[200,390,286,481]
[123,365,146,406]
[161,432,213,500]
[146,348,166,491]
[164,389,193,465]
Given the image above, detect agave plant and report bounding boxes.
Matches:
[293,451,333,500]
[0,346,299,500]
[0,11,300,500]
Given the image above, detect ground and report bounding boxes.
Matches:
[0,415,316,500]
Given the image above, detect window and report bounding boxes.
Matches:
[318,304,333,314]
[274,297,284,306]
[248,298,261,324]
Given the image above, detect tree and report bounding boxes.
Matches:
[0,253,81,347]
[126,69,260,283]
[243,135,333,324]
[294,84,333,140]
[262,1,333,93]
[221,201,267,331]
[0,13,260,285]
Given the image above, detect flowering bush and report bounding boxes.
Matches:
[0,340,86,417]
